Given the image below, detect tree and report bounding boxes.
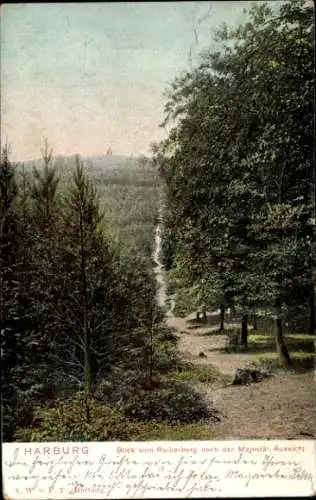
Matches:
[0,145,20,440]
[58,156,107,394]
[159,0,314,364]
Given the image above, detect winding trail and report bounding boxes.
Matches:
[165,307,316,439]
[166,310,253,376]
[153,206,167,309]
[152,208,316,439]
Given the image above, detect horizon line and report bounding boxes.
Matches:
[9,152,153,164]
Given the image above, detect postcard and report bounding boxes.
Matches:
[2,440,316,498]
[1,1,315,498]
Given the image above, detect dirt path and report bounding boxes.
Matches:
[167,311,253,376]
[208,372,316,439]
[153,221,315,439]
[166,309,316,439]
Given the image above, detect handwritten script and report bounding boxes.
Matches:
[2,440,315,498]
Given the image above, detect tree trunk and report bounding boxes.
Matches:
[197,310,207,323]
[252,313,258,331]
[275,302,291,366]
[241,314,248,348]
[308,284,315,336]
[149,323,154,387]
[83,316,91,394]
[80,213,92,394]
[219,304,225,331]
[274,184,291,366]
[84,393,90,424]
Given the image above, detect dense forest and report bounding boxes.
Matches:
[153,0,315,364]
[1,145,216,442]
[1,0,315,442]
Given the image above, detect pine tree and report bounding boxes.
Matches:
[0,146,22,439]
[59,156,110,394]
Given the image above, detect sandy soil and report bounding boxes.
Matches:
[208,372,316,439]
[168,312,253,375]
[167,310,316,440]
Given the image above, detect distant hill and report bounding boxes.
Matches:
[17,154,150,172]
[15,154,158,186]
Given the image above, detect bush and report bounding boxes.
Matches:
[123,381,218,424]
[94,368,157,406]
[13,390,219,442]
[173,362,231,386]
[153,334,181,372]
[94,326,182,407]
[14,393,122,442]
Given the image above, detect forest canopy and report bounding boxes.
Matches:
[154,0,315,365]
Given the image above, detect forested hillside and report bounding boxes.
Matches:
[1,0,315,443]
[1,145,218,442]
[154,0,315,366]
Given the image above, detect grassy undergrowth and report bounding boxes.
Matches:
[13,390,216,442]
[250,332,315,344]
[253,351,314,363]
[13,323,222,442]
[173,362,232,386]
[15,419,215,442]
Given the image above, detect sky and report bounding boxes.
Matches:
[1,1,282,161]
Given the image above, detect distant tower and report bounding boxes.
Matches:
[106,147,112,156]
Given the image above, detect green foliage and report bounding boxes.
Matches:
[173,362,232,386]
[252,351,314,373]
[30,140,60,231]
[123,381,213,424]
[250,332,315,345]
[4,146,215,442]
[13,319,218,441]
[14,394,121,442]
[1,147,165,441]
[13,393,216,442]
[172,291,193,317]
[93,158,159,260]
[159,0,315,364]
[138,423,216,441]
[1,145,21,440]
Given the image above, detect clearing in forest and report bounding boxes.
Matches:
[167,309,316,440]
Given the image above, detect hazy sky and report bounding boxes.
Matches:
[1,1,281,161]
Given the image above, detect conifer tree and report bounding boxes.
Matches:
[58,156,110,394]
[0,146,22,439]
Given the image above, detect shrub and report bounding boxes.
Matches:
[123,381,218,424]
[173,362,231,386]
[94,368,157,407]
[13,391,218,442]
[14,393,122,442]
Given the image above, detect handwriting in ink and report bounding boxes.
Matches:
[3,446,315,498]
